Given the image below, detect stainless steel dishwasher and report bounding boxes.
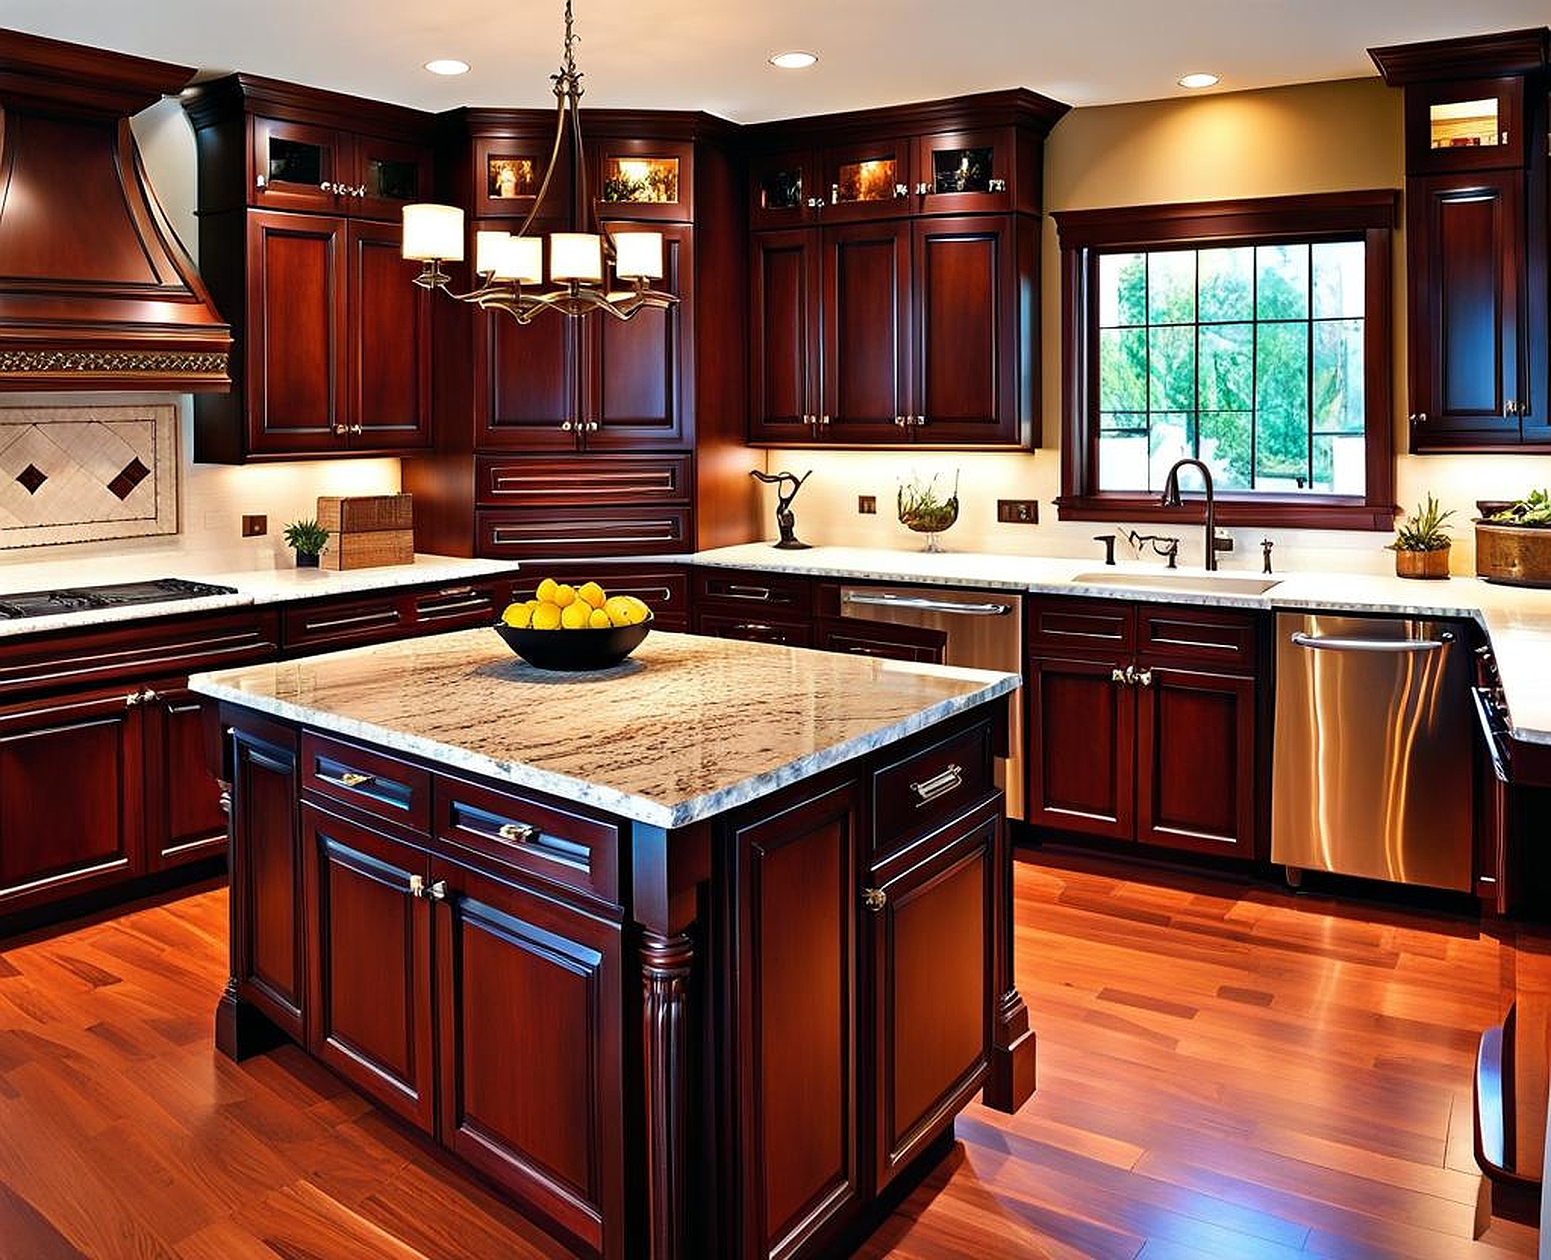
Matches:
[839,586,1024,821]
[1271,612,1473,891]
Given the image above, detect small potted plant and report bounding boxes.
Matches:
[1477,488,1551,588]
[897,471,960,553]
[282,518,329,568]
[1388,494,1454,580]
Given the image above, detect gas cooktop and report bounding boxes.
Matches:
[0,577,239,620]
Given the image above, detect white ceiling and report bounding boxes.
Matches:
[4,1,1549,122]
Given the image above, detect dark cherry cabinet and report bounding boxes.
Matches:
[143,683,229,871]
[348,218,433,450]
[1025,598,1261,858]
[252,114,430,220]
[749,229,822,442]
[824,220,914,442]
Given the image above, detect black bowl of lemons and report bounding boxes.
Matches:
[493,577,654,671]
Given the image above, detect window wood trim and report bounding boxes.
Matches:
[1054,190,1402,531]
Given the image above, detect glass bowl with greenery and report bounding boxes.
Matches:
[897,471,960,553]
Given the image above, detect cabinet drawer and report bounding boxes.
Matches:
[1026,597,1134,657]
[872,718,996,856]
[693,567,812,614]
[477,506,690,559]
[1137,606,1259,672]
[693,609,813,648]
[283,596,408,653]
[301,731,430,835]
[433,775,620,908]
[816,617,945,664]
[475,454,692,507]
[409,582,505,631]
[514,568,690,633]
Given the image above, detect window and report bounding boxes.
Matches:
[1055,191,1400,530]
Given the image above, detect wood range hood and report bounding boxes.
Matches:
[0,29,231,391]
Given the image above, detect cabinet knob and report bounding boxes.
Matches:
[560,420,574,431]
[1416,412,1428,424]
[913,415,927,427]
[1505,400,1519,417]
[988,178,1007,193]
[125,690,143,707]
[334,423,348,436]
[818,414,830,427]
[862,887,888,912]
[1111,667,1128,686]
[1135,667,1154,689]
[584,420,599,432]
[140,687,160,703]
[806,197,826,210]
[320,181,335,193]
[894,415,908,427]
[409,874,425,898]
[893,183,910,198]
[427,880,448,901]
[915,182,931,196]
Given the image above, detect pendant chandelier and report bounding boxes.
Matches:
[400,0,677,323]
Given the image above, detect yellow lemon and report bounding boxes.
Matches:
[577,580,607,610]
[560,600,592,629]
[588,607,612,629]
[531,601,563,631]
[535,577,559,605]
[552,583,577,609]
[602,595,635,627]
[617,595,650,625]
[501,602,533,628]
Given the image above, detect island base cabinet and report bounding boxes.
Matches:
[434,857,626,1260]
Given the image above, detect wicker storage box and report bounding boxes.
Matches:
[1476,521,1551,588]
[317,494,414,570]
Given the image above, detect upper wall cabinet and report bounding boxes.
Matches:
[1371,28,1551,453]
[183,75,436,462]
[744,90,1065,449]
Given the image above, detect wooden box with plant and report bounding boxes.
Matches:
[1389,494,1454,579]
[1477,489,1551,588]
[283,519,329,569]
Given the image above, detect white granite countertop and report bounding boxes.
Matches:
[692,543,1551,747]
[0,554,520,637]
[189,628,1019,828]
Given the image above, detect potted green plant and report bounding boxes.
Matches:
[282,518,329,568]
[1477,489,1551,587]
[1388,494,1454,580]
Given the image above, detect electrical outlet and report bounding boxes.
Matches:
[858,495,877,515]
[996,499,1040,524]
[241,514,268,538]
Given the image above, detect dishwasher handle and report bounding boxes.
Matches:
[842,592,1013,617]
[1290,630,1454,653]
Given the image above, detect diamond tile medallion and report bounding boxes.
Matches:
[0,405,178,548]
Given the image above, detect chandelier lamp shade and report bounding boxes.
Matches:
[400,0,676,323]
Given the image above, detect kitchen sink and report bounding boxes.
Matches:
[1070,571,1283,597]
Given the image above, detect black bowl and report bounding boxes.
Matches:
[492,614,653,671]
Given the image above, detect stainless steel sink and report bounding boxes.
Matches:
[1070,571,1282,596]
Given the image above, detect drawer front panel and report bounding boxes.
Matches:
[872,718,996,856]
[475,454,692,507]
[1137,606,1258,672]
[1026,597,1134,657]
[302,732,431,834]
[513,568,690,633]
[433,775,620,908]
[283,596,408,653]
[693,609,813,648]
[477,507,691,559]
[693,567,812,614]
[410,582,505,631]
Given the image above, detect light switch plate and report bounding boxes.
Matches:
[858,495,877,515]
[996,499,1039,524]
[241,514,267,538]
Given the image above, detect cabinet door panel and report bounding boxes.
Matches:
[749,229,821,443]
[1136,668,1255,856]
[870,803,995,1190]
[584,223,693,449]
[435,858,624,1259]
[252,118,346,213]
[0,692,142,911]
[1408,172,1523,446]
[145,686,226,871]
[231,727,305,1040]
[822,222,912,442]
[352,134,432,222]
[246,211,347,454]
[1026,655,1134,839]
[732,780,861,1260]
[913,216,1019,445]
[348,219,431,449]
[303,804,434,1132]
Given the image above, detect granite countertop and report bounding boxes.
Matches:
[0,554,521,638]
[189,628,1018,828]
[692,543,1551,747]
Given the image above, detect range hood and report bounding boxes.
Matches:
[0,29,231,391]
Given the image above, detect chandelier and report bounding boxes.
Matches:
[399,0,677,323]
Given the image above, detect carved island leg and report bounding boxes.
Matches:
[984,815,1036,1112]
[210,769,281,1062]
[642,929,694,1260]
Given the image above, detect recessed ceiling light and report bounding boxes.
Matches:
[768,51,818,70]
[1177,72,1220,89]
[424,58,471,76]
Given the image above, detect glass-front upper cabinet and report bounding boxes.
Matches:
[472,132,571,220]
[916,128,1034,214]
[1404,76,1527,172]
[750,149,822,229]
[587,139,694,223]
[253,118,349,213]
[354,136,431,222]
[820,137,914,222]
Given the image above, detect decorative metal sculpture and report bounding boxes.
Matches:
[750,470,813,550]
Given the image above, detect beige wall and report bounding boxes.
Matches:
[763,77,1538,574]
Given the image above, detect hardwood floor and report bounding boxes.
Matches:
[0,856,1539,1258]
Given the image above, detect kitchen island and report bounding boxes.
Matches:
[189,628,1033,1260]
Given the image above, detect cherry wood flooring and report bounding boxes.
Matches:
[0,855,1540,1259]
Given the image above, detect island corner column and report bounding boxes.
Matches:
[986,694,1036,1112]
[632,819,713,1260]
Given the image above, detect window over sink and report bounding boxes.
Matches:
[1054,191,1400,530]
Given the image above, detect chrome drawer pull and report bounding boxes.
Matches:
[497,821,538,843]
[305,608,400,632]
[724,584,772,600]
[337,771,374,788]
[910,763,963,805]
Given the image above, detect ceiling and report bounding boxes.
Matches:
[4,1,1549,122]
